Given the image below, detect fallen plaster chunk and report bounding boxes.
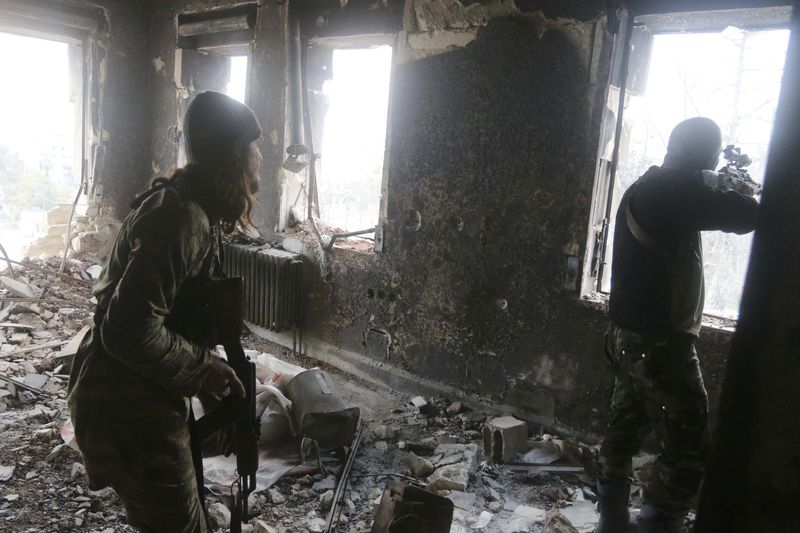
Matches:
[0,464,14,482]
[207,502,231,530]
[500,505,547,533]
[0,277,35,299]
[408,451,435,478]
[426,462,469,492]
[268,487,286,504]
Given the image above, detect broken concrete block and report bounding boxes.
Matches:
[319,489,334,510]
[446,401,465,415]
[408,396,429,411]
[433,443,479,470]
[312,477,336,492]
[408,452,435,478]
[426,462,470,492]
[0,276,35,298]
[268,488,286,504]
[208,502,231,530]
[483,416,528,464]
[23,374,49,390]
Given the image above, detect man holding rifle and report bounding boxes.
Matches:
[68,91,262,532]
[595,117,758,533]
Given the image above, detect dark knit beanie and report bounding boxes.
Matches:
[184,91,262,164]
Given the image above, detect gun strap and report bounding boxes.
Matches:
[626,202,669,259]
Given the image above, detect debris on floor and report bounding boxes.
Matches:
[0,257,673,532]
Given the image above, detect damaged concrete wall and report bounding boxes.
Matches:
[301,8,617,436]
[87,1,153,225]
[293,0,741,438]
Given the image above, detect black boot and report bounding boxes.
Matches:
[595,480,636,533]
[637,505,685,533]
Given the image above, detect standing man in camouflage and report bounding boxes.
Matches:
[595,117,758,533]
[68,92,262,532]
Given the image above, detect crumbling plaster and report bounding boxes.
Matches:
[294,0,740,437]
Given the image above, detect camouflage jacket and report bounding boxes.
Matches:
[68,182,218,490]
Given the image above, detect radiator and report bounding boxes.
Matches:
[222,242,304,351]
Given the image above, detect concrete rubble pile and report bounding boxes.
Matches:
[0,255,135,531]
[0,257,663,532]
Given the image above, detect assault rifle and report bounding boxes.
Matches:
[166,277,259,533]
[714,144,762,196]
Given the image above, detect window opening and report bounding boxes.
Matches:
[316,45,392,233]
[588,11,790,319]
[226,55,248,104]
[0,31,83,260]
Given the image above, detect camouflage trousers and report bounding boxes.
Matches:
[598,323,710,517]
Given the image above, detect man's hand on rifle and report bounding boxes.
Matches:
[202,354,246,398]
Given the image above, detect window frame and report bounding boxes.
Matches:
[303,34,396,247]
[0,2,98,212]
[582,6,793,316]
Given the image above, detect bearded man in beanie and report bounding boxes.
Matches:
[595,117,758,533]
[68,92,263,532]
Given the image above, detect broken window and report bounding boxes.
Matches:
[310,42,394,234]
[585,7,791,319]
[0,32,84,260]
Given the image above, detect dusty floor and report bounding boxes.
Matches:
[0,256,683,533]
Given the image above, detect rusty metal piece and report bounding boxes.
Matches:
[324,422,366,533]
[371,480,454,533]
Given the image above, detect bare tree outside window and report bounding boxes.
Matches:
[603,27,790,318]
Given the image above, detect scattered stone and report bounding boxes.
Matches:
[208,502,231,530]
[268,488,286,505]
[4,493,19,502]
[319,489,334,510]
[499,505,547,533]
[306,513,326,532]
[375,441,389,452]
[408,452,435,478]
[312,477,336,492]
[427,463,470,492]
[70,463,86,479]
[0,276,36,298]
[0,464,14,482]
[446,401,465,415]
[489,501,503,513]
